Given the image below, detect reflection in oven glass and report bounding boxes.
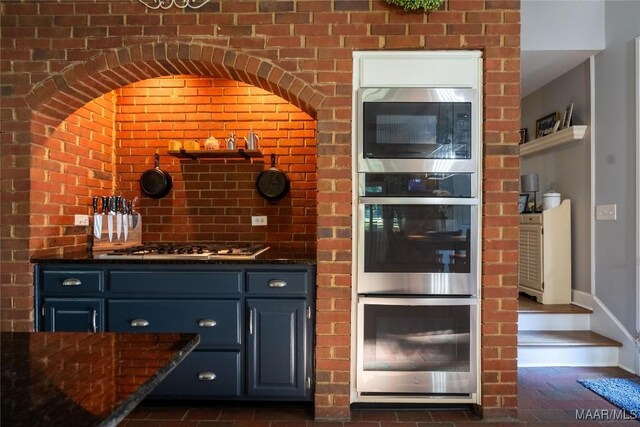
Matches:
[363,305,470,372]
[364,204,471,274]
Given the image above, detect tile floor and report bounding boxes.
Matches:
[123,367,639,426]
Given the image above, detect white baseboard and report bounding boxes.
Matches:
[572,289,638,373]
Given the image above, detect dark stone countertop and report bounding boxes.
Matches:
[1,332,199,427]
[30,247,317,265]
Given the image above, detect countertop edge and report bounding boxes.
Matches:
[100,333,200,427]
[30,257,317,266]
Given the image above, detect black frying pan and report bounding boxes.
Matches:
[256,153,290,203]
[140,153,172,199]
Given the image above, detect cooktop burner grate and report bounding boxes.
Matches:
[96,243,269,260]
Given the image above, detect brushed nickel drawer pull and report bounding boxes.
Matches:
[198,319,217,328]
[91,309,98,333]
[198,371,216,381]
[268,279,287,288]
[62,278,82,286]
[130,319,149,327]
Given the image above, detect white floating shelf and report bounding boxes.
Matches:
[520,125,587,158]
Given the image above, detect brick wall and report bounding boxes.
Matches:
[1,0,521,420]
[115,76,317,249]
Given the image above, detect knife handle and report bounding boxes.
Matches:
[121,197,127,214]
[114,196,121,213]
[101,196,109,214]
[92,197,98,214]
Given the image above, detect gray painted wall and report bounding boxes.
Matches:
[521,61,592,295]
[522,0,605,51]
[593,0,640,334]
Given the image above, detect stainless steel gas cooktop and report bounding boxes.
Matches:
[96,243,270,260]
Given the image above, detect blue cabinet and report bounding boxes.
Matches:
[34,263,315,401]
[247,299,309,398]
[42,298,103,332]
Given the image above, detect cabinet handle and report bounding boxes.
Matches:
[198,371,216,381]
[91,309,97,333]
[249,309,253,335]
[62,278,81,286]
[268,279,287,288]
[198,319,217,328]
[130,319,149,327]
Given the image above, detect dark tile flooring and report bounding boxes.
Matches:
[123,367,639,426]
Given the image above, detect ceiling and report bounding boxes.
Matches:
[521,50,601,98]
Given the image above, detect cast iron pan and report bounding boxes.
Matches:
[256,153,290,203]
[140,153,172,199]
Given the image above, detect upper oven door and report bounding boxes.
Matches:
[357,87,478,173]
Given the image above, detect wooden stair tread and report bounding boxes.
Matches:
[518,294,592,314]
[518,330,622,347]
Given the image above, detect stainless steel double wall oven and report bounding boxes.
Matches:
[355,87,481,399]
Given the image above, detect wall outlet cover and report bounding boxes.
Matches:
[251,215,267,226]
[74,214,90,226]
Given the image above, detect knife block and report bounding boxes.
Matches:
[93,214,142,252]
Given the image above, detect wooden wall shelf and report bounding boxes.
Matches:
[520,125,587,158]
[168,149,262,160]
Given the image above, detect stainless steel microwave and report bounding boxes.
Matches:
[357,87,479,174]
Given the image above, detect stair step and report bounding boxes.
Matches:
[518,294,592,314]
[518,330,622,347]
[519,312,590,331]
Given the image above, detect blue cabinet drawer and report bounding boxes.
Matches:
[108,300,241,347]
[151,351,241,398]
[247,271,308,295]
[42,270,103,294]
[109,270,241,294]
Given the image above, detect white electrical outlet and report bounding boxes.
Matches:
[595,204,617,221]
[251,215,267,226]
[74,214,90,226]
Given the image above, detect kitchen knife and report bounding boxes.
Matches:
[127,200,133,229]
[115,195,122,240]
[122,197,129,241]
[92,197,101,239]
[101,196,109,241]
[107,196,115,242]
[130,197,138,229]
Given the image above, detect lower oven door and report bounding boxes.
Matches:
[356,297,478,395]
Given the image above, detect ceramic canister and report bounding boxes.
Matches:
[543,191,561,210]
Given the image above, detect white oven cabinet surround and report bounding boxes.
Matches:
[350,50,483,405]
[34,263,315,401]
[518,199,572,304]
[354,50,482,88]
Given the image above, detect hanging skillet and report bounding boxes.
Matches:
[140,152,172,199]
[256,153,290,203]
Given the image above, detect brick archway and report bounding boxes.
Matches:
[26,41,326,122]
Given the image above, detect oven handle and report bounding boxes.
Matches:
[358,197,479,206]
[358,296,478,306]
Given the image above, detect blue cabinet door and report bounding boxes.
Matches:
[42,298,103,332]
[246,299,309,399]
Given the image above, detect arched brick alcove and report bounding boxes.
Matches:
[25,40,338,417]
[27,41,326,121]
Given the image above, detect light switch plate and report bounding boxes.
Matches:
[251,215,267,226]
[595,204,617,221]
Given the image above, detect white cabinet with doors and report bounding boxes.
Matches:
[519,199,572,304]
